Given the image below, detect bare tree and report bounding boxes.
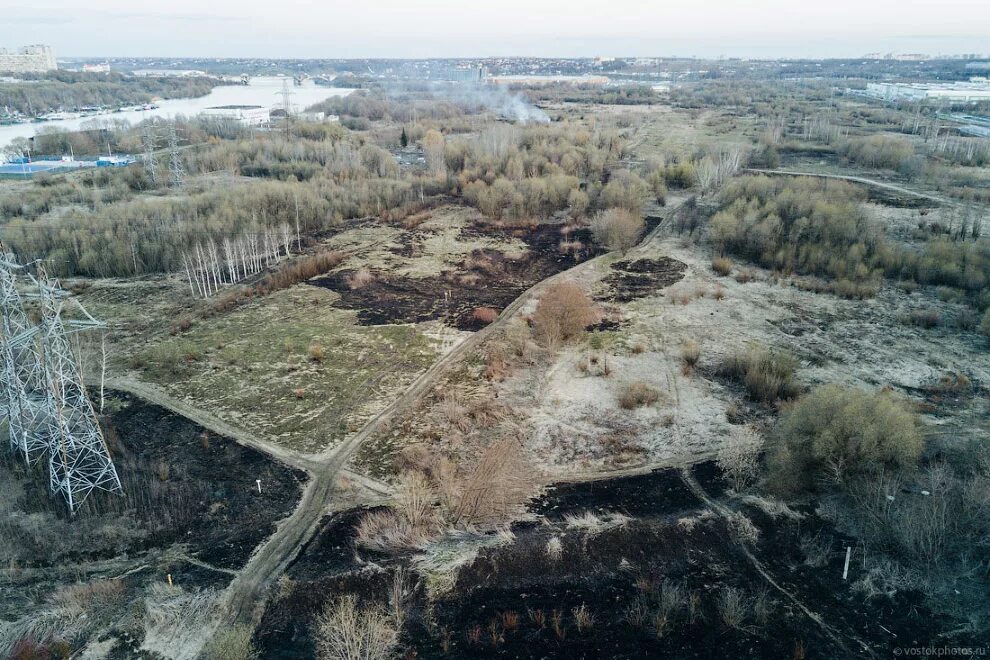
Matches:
[422,129,447,178]
[532,281,598,351]
[315,595,397,660]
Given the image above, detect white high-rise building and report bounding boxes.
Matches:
[0,45,57,74]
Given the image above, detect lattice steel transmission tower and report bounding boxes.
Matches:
[167,123,185,189]
[0,246,48,463]
[142,120,159,186]
[36,265,122,511]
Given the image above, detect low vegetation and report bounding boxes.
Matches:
[718,345,801,403]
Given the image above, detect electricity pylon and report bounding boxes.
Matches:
[36,265,122,511]
[0,245,48,463]
[167,123,185,188]
[142,121,159,186]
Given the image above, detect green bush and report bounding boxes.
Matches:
[767,384,922,492]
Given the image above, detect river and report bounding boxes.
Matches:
[0,76,355,151]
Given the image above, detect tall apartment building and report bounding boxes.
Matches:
[0,45,57,73]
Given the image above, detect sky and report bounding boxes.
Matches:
[2,0,988,59]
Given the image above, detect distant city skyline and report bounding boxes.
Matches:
[3,0,988,60]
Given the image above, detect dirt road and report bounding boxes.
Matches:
[745,168,966,207]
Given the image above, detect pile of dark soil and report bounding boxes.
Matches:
[311,223,602,330]
[599,257,687,302]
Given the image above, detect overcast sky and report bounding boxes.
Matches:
[3,0,988,59]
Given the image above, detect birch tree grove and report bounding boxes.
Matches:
[182,223,294,298]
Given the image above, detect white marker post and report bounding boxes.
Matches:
[842,546,852,581]
[256,479,262,494]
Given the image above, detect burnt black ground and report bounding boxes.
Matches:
[311,223,604,330]
[251,463,959,659]
[1,391,305,573]
[597,257,687,303]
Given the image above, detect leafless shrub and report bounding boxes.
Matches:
[716,426,763,491]
[551,609,566,640]
[929,371,971,394]
[590,208,645,252]
[450,435,538,527]
[532,281,598,350]
[752,587,773,626]
[484,343,512,381]
[734,270,755,283]
[314,595,397,660]
[619,381,661,409]
[471,307,499,325]
[389,567,410,631]
[439,395,471,434]
[736,494,803,521]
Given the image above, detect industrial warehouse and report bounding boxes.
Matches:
[0,44,57,73]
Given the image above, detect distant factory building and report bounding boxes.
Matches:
[865,82,990,103]
[0,45,57,73]
[132,69,209,78]
[201,105,270,126]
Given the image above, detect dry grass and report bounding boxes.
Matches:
[202,624,259,660]
[718,345,800,403]
[711,255,733,276]
[680,340,700,368]
[308,342,325,363]
[545,536,563,561]
[717,587,750,630]
[619,381,661,409]
[346,267,376,290]
[572,604,595,632]
[254,249,345,295]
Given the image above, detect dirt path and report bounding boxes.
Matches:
[745,168,967,207]
[105,376,320,472]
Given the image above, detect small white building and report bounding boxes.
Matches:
[200,105,270,126]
